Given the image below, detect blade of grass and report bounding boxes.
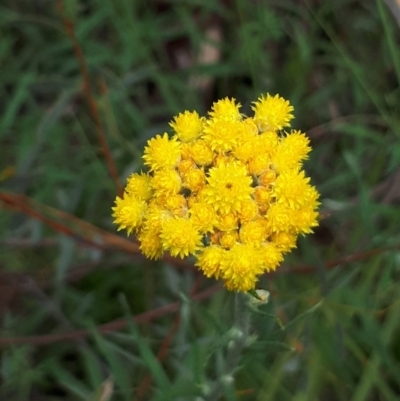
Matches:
[377,0,400,86]
[90,328,133,400]
[118,294,171,391]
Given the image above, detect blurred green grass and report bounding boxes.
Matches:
[1,0,400,400]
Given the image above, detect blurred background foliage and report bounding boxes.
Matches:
[1,0,400,400]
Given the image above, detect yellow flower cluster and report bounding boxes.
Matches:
[112,94,319,291]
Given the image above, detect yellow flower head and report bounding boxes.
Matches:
[242,117,258,135]
[271,130,311,172]
[239,219,269,245]
[144,203,172,232]
[125,172,153,200]
[232,133,257,162]
[215,211,239,232]
[220,243,264,292]
[258,131,279,154]
[113,93,319,292]
[252,93,294,132]
[188,139,214,166]
[205,161,253,214]
[180,143,192,161]
[203,119,242,153]
[138,227,164,260]
[151,169,181,195]
[254,185,271,205]
[272,231,297,251]
[209,97,242,121]
[160,194,187,217]
[160,217,202,258]
[260,242,284,272]
[219,231,239,249]
[258,170,276,187]
[273,170,312,210]
[177,159,196,176]
[248,152,271,176]
[143,133,181,171]
[196,245,225,279]
[266,203,294,232]
[213,153,236,167]
[170,110,204,143]
[182,168,206,193]
[112,193,146,235]
[292,207,319,235]
[238,199,259,223]
[189,202,216,233]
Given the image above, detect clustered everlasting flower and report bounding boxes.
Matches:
[112,94,319,292]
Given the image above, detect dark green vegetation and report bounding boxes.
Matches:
[1,0,400,400]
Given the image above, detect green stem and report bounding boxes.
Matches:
[206,293,251,400]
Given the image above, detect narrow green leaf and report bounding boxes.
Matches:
[119,295,171,390]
